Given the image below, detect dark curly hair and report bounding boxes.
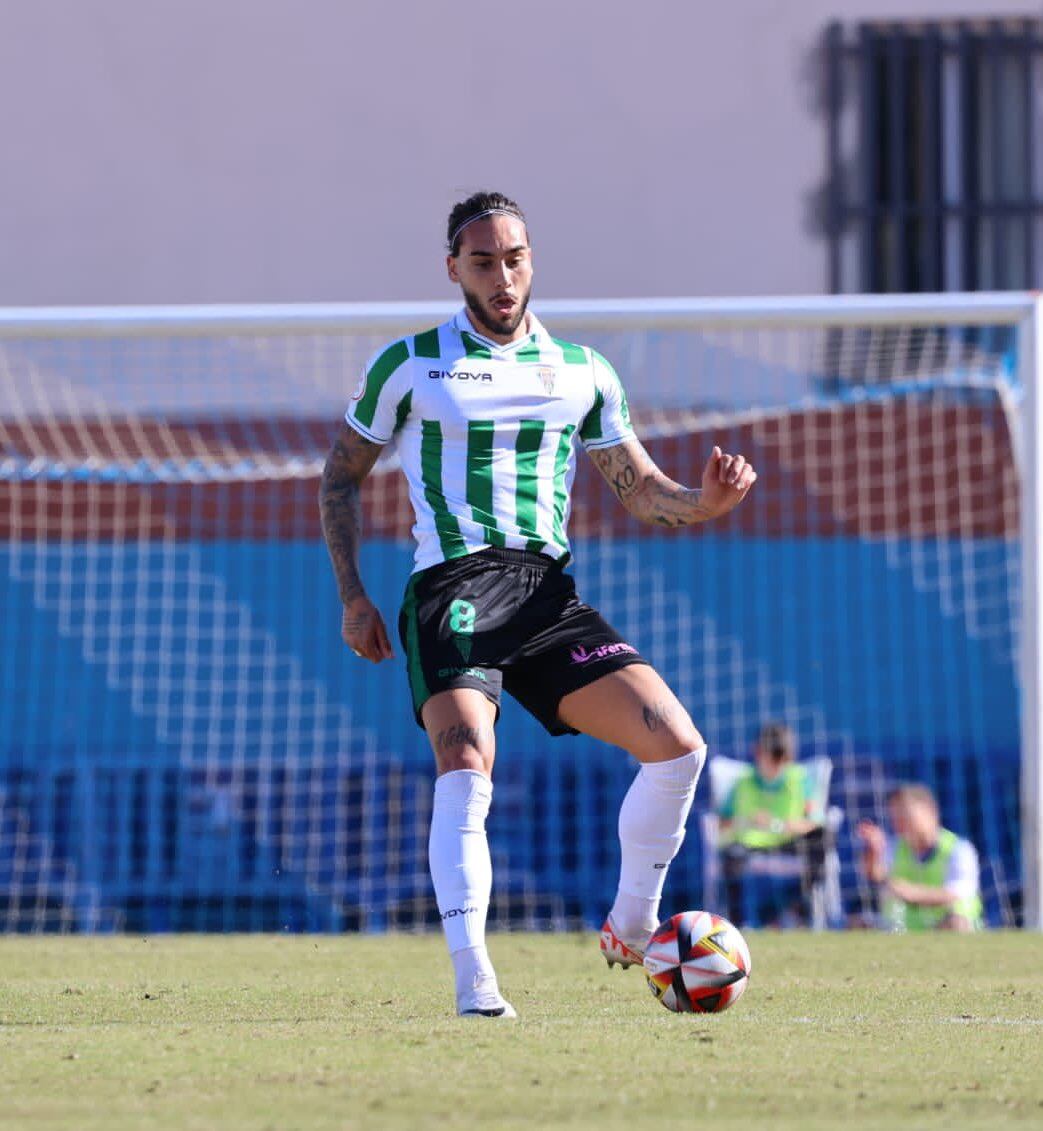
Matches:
[447,191,527,256]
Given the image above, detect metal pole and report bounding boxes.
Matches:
[1020,295,1043,929]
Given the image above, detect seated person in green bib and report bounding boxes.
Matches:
[717,722,826,926]
[857,783,982,932]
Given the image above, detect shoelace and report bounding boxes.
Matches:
[470,974,503,1007]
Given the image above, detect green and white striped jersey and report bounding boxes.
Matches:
[345,309,634,572]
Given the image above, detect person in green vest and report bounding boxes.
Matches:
[857,783,982,931]
[717,722,826,926]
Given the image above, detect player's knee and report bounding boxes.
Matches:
[439,747,491,775]
[659,732,706,770]
[637,705,704,763]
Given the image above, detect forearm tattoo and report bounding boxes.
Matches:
[588,442,713,527]
[342,606,373,636]
[319,429,382,605]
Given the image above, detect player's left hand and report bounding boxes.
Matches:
[700,447,756,517]
[341,596,394,663]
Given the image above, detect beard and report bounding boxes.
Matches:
[461,282,531,339]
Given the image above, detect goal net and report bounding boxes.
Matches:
[0,297,1038,932]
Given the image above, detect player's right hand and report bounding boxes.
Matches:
[341,596,394,663]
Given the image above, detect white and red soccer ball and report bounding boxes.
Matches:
[643,910,751,1013]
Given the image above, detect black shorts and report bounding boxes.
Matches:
[397,547,647,736]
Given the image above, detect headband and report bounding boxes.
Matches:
[449,208,521,250]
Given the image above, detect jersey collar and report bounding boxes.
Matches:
[752,768,787,791]
[451,307,550,355]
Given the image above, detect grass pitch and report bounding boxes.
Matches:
[0,932,1041,1130]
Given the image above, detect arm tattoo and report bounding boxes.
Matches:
[589,444,642,506]
[319,427,383,605]
[611,461,637,501]
[646,481,713,527]
[642,701,674,732]
[589,440,714,528]
[342,609,373,635]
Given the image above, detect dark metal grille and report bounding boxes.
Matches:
[826,18,1043,293]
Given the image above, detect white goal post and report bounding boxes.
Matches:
[0,292,1039,932]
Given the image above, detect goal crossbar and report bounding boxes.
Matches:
[0,291,1036,338]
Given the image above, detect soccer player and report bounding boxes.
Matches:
[320,191,757,1018]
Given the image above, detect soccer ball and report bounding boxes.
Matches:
[643,910,751,1013]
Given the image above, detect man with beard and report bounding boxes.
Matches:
[320,191,758,1017]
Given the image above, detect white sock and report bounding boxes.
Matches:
[610,747,707,944]
[428,769,496,998]
[450,945,496,996]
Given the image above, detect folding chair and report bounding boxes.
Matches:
[700,754,843,929]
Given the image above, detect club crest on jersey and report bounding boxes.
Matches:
[537,366,556,394]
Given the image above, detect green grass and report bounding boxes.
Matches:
[0,933,1041,1130]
